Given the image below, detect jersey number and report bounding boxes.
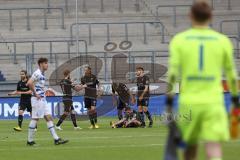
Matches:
[199,44,204,71]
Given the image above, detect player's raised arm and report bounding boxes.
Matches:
[223,38,239,98]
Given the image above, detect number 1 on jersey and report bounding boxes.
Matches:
[199,44,204,71]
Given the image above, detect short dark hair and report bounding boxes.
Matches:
[63,69,70,77]
[38,57,48,66]
[85,66,91,70]
[20,70,27,75]
[136,66,144,71]
[191,1,212,23]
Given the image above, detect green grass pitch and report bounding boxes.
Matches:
[0,117,239,160]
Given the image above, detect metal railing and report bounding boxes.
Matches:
[229,36,240,58]
[70,21,165,45]
[47,0,141,13]
[0,7,65,31]
[156,5,191,27]
[156,0,232,27]
[220,20,240,39]
[212,0,232,10]
[0,50,169,82]
[0,40,87,64]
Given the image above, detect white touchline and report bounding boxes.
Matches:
[0,134,167,142]
[0,143,165,151]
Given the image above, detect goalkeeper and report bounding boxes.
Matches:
[167,1,239,160]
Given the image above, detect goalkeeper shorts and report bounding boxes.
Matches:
[177,103,230,145]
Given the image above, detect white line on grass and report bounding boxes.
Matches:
[0,143,165,151]
[0,134,166,142]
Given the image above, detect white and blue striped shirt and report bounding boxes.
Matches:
[30,69,46,98]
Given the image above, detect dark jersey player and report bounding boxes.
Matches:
[110,107,142,128]
[81,66,100,129]
[136,67,153,128]
[55,69,82,131]
[112,82,136,120]
[8,70,32,132]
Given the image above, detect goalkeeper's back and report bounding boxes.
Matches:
[169,28,238,104]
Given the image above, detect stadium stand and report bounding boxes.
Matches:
[0,0,240,96]
[0,71,6,81]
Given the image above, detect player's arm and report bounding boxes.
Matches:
[127,88,136,104]
[167,36,181,108]
[8,83,32,95]
[27,74,41,99]
[96,79,102,97]
[223,38,239,107]
[112,85,116,95]
[12,90,32,95]
[112,85,118,106]
[80,78,87,88]
[139,76,150,100]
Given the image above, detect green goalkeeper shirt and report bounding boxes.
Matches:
[168,27,238,104]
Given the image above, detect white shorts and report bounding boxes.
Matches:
[31,97,51,119]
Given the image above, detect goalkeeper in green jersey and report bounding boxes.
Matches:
[166,1,239,160]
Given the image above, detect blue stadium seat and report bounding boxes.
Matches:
[0,71,6,81]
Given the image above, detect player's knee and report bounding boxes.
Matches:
[91,106,96,111]
[71,110,76,114]
[19,110,24,115]
[205,143,222,159]
[64,111,70,115]
[143,107,148,112]
[44,115,53,122]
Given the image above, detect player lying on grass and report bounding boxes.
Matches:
[112,82,136,120]
[55,69,83,131]
[166,1,239,160]
[110,107,142,128]
[26,57,68,146]
[8,70,35,132]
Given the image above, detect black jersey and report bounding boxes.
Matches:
[125,109,140,121]
[17,80,31,104]
[60,78,74,98]
[136,75,150,98]
[81,74,99,99]
[112,83,130,104]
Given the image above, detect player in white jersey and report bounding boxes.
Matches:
[26,57,69,146]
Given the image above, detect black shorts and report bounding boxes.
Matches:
[63,99,74,112]
[117,98,127,110]
[137,98,149,107]
[19,102,32,112]
[126,120,141,128]
[84,97,97,109]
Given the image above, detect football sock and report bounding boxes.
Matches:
[18,115,23,128]
[93,110,98,124]
[139,112,145,125]
[56,114,68,127]
[88,111,95,126]
[28,120,37,142]
[70,114,78,127]
[144,111,153,122]
[47,121,59,140]
[117,109,123,120]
